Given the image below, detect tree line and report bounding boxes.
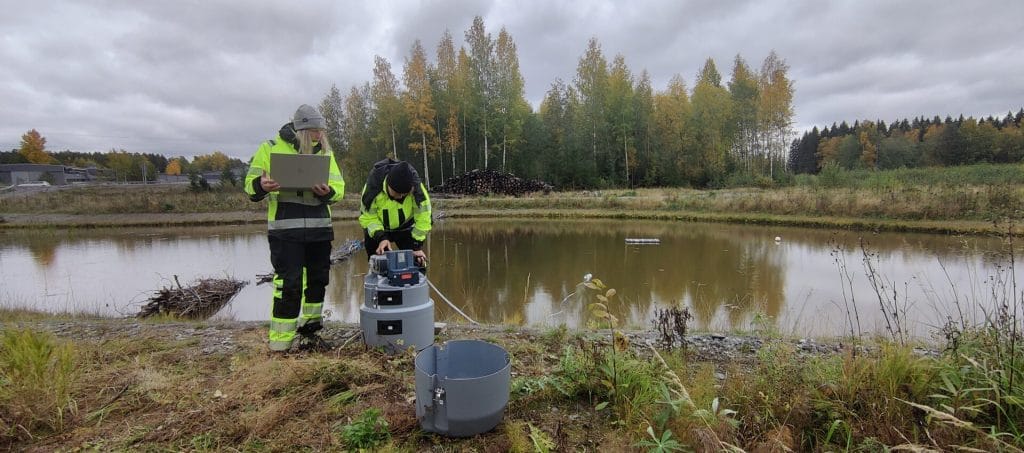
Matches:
[789,110,1024,174]
[2,129,245,182]
[323,16,796,190]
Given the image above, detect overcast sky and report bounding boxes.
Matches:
[2,0,1022,160]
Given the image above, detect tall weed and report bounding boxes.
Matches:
[0,328,77,443]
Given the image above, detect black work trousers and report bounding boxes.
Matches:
[269,236,332,319]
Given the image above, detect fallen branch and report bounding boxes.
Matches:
[137,276,247,319]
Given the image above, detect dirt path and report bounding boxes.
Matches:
[0,211,364,228]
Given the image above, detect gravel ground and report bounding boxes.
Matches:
[5,316,937,363]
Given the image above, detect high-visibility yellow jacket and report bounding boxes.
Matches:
[358,159,432,249]
[244,123,345,242]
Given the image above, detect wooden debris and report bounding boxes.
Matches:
[432,169,553,197]
[137,276,247,319]
[255,273,274,286]
[330,239,364,263]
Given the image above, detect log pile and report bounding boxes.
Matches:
[432,169,553,196]
[137,277,247,319]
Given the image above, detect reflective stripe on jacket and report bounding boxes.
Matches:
[244,125,345,242]
[358,178,432,246]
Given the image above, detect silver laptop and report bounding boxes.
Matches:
[270,154,330,190]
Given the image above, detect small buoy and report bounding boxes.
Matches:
[774,236,782,242]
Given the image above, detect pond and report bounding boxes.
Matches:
[0,218,1017,337]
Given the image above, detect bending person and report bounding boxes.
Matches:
[358,159,432,266]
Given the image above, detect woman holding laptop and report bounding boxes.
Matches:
[243,104,346,353]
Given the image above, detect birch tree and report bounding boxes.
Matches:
[727,55,759,172]
[342,84,376,188]
[574,38,608,182]
[371,55,404,159]
[652,75,690,186]
[689,59,732,187]
[757,51,794,178]
[403,39,437,186]
[633,70,654,185]
[465,16,496,169]
[606,55,635,186]
[493,27,529,172]
[434,29,461,179]
[319,84,345,153]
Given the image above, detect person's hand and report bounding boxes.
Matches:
[375,239,392,255]
[311,183,331,197]
[260,171,280,192]
[412,250,427,266]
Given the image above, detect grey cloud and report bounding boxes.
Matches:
[1,0,1021,158]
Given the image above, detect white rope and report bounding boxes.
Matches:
[427,279,479,325]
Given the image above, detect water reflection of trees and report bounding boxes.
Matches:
[412,219,789,330]
[3,220,1010,331]
[26,239,58,267]
[0,231,63,267]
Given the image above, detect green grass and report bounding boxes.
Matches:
[0,328,77,444]
[0,184,361,215]
[793,162,1024,189]
[2,165,1022,237]
[0,311,1020,451]
[338,408,391,450]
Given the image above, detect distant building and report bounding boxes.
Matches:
[0,164,93,186]
[157,173,189,184]
[200,167,246,185]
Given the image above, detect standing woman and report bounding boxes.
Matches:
[244,104,345,352]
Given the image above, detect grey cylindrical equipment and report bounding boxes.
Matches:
[360,252,434,354]
[415,340,511,437]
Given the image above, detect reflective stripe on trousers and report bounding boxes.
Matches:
[269,317,297,351]
[298,301,323,327]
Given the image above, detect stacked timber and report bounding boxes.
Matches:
[432,169,553,196]
[137,277,247,319]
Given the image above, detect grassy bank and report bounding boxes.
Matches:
[1,313,1020,452]
[1,164,1022,234]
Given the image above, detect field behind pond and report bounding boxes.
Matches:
[2,163,1023,235]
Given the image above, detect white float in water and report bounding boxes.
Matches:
[625,238,660,244]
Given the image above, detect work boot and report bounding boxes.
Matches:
[298,334,333,352]
[296,321,331,352]
[296,321,323,338]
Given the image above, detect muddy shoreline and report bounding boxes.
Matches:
[7,315,924,362]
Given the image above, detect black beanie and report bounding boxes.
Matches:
[387,162,415,194]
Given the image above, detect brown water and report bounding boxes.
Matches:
[0,219,1016,337]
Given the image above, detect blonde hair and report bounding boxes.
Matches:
[295,129,332,155]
